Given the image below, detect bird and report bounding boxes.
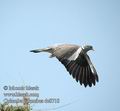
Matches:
[30,43,99,87]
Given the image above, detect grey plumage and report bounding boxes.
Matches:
[30,44,99,87]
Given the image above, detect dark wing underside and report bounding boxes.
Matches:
[57,54,99,87]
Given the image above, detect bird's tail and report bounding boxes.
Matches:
[30,47,53,53]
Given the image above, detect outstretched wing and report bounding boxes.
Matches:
[57,51,99,87]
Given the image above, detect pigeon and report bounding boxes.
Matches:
[30,44,99,87]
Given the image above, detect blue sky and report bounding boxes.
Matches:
[0,0,120,111]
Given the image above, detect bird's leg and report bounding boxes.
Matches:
[49,54,55,58]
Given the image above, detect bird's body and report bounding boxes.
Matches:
[30,43,99,87]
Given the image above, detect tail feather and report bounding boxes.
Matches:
[30,48,52,53]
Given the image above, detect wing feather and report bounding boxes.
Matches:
[75,66,81,82]
[86,66,92,87]
[79,67,83,85]
[73,65,80,79]
[56,48,98,87]
[84,67,87,87]
[71,64,79,78]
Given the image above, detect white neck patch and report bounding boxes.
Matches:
[68,47,82,61]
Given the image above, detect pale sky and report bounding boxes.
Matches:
[0,0,120,111]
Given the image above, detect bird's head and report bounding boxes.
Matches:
[82,45,94,53]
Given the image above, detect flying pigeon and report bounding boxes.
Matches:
[30,44,99,87]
